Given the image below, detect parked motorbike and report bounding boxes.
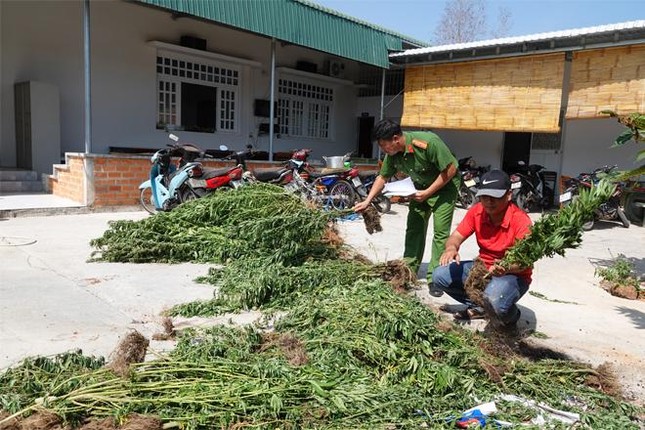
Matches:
[139,134,244,214]
[509,161,553,212]
[559,164,630,230]
[231,145,312,186]
[456,156,487,209]
[307,165,359,210]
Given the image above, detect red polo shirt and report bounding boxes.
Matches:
[456,202,533,284]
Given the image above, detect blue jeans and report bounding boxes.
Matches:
[433,261,529,325]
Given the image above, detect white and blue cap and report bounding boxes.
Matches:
[475,170,511,198]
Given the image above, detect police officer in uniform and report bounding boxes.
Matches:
[353,120,459,292]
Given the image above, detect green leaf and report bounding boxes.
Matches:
[637,150,645,162]
[611,130,635,147]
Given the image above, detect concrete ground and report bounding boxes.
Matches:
[0,203,644,404]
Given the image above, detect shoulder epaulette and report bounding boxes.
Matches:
[411,139,428,150]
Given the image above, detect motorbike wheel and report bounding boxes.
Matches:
[140,187,157,215]
[458,185,476,209]
[515,192,530,213]
[617,207,630,228]
[328,180,356,210]
[371,195,391,214]
[582,219,595,231]
[179,187,199,203]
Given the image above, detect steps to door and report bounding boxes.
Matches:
[0,169,44,193]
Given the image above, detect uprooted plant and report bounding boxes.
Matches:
[2,183,642,429]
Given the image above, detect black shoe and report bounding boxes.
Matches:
[428,282,444,297]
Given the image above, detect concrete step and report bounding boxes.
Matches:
[0,169,38,181]
[0,180,44,193]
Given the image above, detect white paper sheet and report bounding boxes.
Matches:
[382,177,417,197]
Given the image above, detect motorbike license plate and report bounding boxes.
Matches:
[559,191,572,203]
[464,179,476,188]
[351,176,362,187]
[188,178,207,188]
[511,181,521,189]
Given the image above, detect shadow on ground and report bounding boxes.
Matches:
[614,306,645,330]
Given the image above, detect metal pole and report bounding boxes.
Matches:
[556,52,573,191]
[268,38,276,162]
[377,68,386,159]
[83,0,91,154]
[379,68,386,120]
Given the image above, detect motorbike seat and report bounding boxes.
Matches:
[320,167,349,175]
[358,170,379,179]
[200,166,238,179]
[308,168,348,179]
[253,167,289,182]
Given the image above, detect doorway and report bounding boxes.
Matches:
[502,132,531,173]
[358,116,375,158]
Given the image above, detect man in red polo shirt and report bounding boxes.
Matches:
[432,170,532,331]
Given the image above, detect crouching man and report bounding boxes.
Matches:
[432,170,533,333]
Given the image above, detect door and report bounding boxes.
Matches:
[502,132,531,173]
[358,116,375,159]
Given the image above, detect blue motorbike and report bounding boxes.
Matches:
[139,134,241,214]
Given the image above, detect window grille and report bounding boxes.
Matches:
[156,52,239,132]
[278,78,333,139]
[531,133,561,150]
[157,80,177,128]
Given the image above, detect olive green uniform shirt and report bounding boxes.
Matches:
[379,131,459,204]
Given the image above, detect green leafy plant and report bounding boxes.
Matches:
[600,110,645,180]
[595,254,640,290]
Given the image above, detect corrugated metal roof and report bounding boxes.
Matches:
[391,20,645,58]
[132,0,426,68]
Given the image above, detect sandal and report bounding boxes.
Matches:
[453,307,486,321]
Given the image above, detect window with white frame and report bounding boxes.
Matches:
[156,52,239,133]
[277,78,333,139]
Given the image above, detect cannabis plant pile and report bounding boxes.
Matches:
[2,183,642,429]
[90,184,339,265]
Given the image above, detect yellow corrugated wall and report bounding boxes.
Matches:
[401,53,565,132]
[567,45,645,118]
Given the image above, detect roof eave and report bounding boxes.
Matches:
[390,21,645,66]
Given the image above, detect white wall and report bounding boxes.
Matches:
[429,129,504,170]
[562,118,640,177]
[0,0,364,167]
[355,96,403,121]
[0,0,3,157]
[1,0,84,168]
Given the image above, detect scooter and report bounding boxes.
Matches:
[231,146,312,186]
[139,135,243,214]
[559,165,630,230]
[510,161,553,212]
[457,156,487,209]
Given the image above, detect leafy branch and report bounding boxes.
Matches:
[500,179,615,269]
